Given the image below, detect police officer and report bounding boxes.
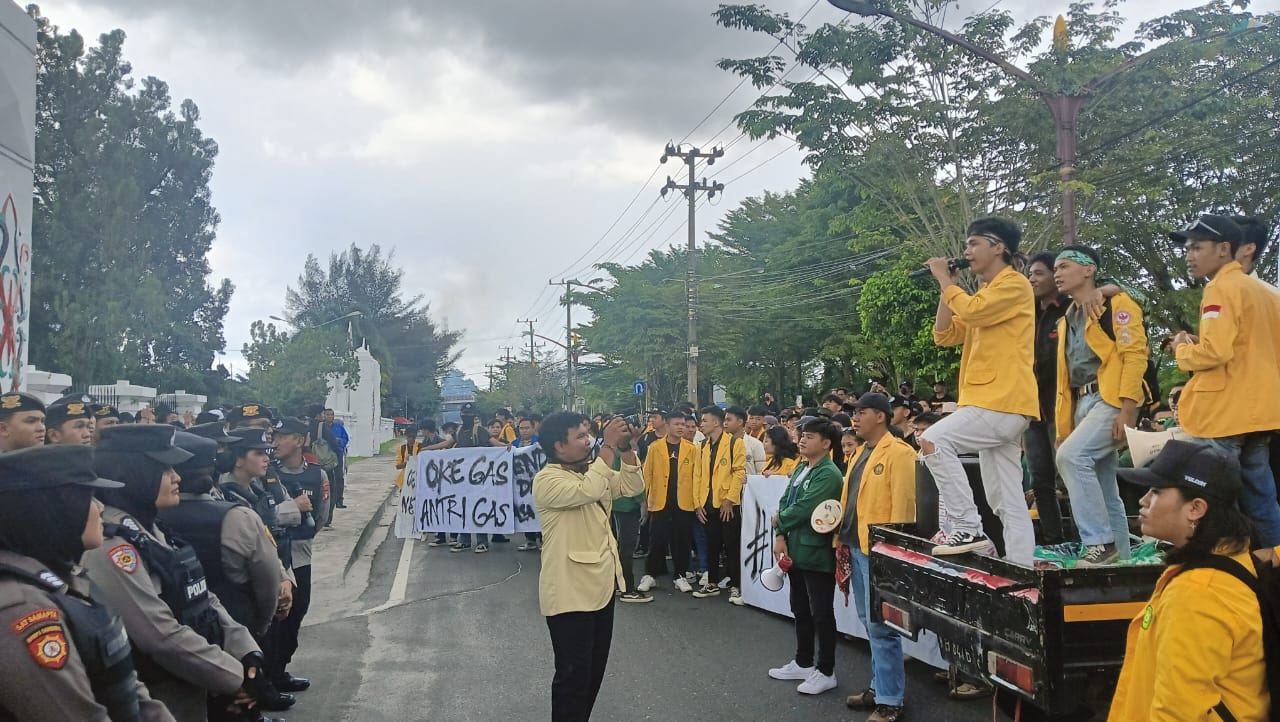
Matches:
[92,404,123,444]
[268,418,325,694]
[46,397,95,446]
[82,425,264,722]
[0,445,175,721]
[0,392,45,452]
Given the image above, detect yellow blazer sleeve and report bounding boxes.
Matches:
[394,443,408,470]
[933,313,968,347]
[536,458,612,511]
[728,437,747,505]
[1055,315,1073,442]
[886,445,917,524]
[1147,579,1250,722]
[1113,295,1149,403]
[693,444,709,508]
[942,274,1026,328]
[614,461,645,500]
[1176,282,1238,372]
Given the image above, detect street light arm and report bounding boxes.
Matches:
[532,333,569,350]
[876,7,1046,91]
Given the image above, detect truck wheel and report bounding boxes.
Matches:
[994,689,1098,722]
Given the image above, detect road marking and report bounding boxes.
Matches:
[366,538,414,613]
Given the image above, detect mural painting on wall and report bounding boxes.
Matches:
[0,194,28,392]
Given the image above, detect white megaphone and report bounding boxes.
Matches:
[760,555,792,592]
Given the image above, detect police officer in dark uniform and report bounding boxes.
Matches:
[82,425,264,722]
[0,444,175,721]
[0,391,46,452]
[92,404,123,445]
[45,397,95,446]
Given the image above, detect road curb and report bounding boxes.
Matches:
[343,484,399,578]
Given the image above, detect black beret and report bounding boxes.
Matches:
[0,392,45,418]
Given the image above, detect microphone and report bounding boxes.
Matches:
[909,258,970,279]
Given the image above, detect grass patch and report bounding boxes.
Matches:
[347,437,404,464]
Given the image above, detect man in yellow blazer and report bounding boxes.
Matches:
[694,405,748,605]
[532,412,644,722]
[919,216,1039,565]
[637,411,704,597]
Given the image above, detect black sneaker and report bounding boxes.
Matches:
[618,591,654,604]
[932,530,990,555]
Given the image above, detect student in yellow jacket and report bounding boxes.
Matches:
[1170,214,1280,549]
[693,406,748,604]
[918,217,1038,565]
[636,411,704,595]
[762,426,800,478]
[836,394,917,718]
[1112,440,1268,722]
[1051,246,1149,566]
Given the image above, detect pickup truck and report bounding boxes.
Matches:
[868,461,1163,721]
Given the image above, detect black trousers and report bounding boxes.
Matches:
[330,460,345,508]
[789,567,836,675]
[545,599,615,722]
[610,510,640,591]
[635,516,650,553]
[1024,419,1065,545]
[276,563,311,673]
[703,505,742,588]
[645,509,691,578]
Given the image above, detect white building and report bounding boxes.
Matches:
[325,343,394,457]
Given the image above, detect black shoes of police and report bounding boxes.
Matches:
[273,674,311,692]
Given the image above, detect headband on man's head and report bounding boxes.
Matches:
[1057,249,1098,268]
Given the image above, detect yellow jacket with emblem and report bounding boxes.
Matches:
[835,436,917,554]
[934,265,1040,419]
[764,455,800,479]
[697,432,747,507]
[1108,550,1267,722]
[394,439,422,488]
[1176,261,1280,438]
[1054,293,1149,441]
[642,437,704,512]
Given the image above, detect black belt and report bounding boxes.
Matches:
[1073,381,1099,399]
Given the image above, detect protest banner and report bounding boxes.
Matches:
[510,443,546,533]
[739,474,945,668]
[415,446,516,535]
[394,448,421,539]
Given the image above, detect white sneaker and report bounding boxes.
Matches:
[699,571,710,587]
[719,575,731,589]
[768,660,815,681]
[674,576,694,593]
[728,587,744,606]
[636,575,656,593]
[797,670,838,695]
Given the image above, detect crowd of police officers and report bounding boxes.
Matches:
[0,394,332,722]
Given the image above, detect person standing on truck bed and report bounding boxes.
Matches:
[918,217,1040,565]
[1111,440,1267,722]
[1168,213,1280,551]
[1052,246,1150,566]
[838,394,917,722]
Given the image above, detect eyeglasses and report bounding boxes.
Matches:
[1180,218,1222,237]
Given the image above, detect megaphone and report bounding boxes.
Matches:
[760,555,792,592]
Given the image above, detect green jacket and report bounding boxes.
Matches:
[776,457,843,573]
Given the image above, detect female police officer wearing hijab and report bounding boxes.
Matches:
[0,444,175,721]
[81,425,263,722]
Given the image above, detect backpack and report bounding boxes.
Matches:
[1173,555,1280,722]
[312,433,339,470]
[1096,297,1161,418]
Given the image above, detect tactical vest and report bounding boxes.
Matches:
[158,500,258,631]
[0,561,141,722]
[276,461,323,542]
[106,518,224,663]
[220,480,293,570]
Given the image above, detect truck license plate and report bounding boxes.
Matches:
[936,631,983,674]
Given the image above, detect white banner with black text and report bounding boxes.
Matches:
[401,445,548,536]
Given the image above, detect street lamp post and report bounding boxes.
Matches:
[269,310,363,330]
[826,0,1269,245]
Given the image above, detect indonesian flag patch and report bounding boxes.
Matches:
[25,625,68,669]
[1202,304,1222,319]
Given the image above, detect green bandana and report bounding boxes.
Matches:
[1057,249,1097,268]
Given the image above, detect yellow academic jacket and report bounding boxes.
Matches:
[698,432,747,507]
[934,265,1039,419]
[1177,261,1280,438]
[764,455,800,478]
[1108,551,1267,722]
[1054,293,1149,441]
[499,424,517,444]
[642,437,704,512]
[835,436,917,554]
[394,440,423,488]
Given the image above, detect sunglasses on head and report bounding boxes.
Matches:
[1181,218,1222,237]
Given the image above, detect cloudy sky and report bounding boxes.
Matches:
[38,0,1173,388]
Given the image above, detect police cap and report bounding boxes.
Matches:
[96,425,194,466]
[92,403,120,420]
[173,431,218,473]
[227,403,274,426]
[45,400,93,427]
[0,445,123,492]
[186,421,239,445]
[276,417,309,436]
[227,427,274,450]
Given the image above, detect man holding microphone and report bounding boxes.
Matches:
[918,217,1040,565]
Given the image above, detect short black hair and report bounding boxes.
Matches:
[821,393,842,405]
[1057,245,1102,269]
[840,401,857,414]
[442,421,459,432]
[831,412,852,427]
[724,405,748,423]
[529,413,543,423]
[538,411,589,463]
[747,405,768,417]
[915,412,941,426]
[495,408,512,420]
[1029,251,1058,271]
[800,418,842,454]
[663,410,685,422]
[700,405,726,424]
[1233,215,1271,258]
[967,216,1022,259]
[418,419,437,433]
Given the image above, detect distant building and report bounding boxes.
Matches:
[439,369,478,423]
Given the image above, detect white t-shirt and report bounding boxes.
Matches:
[741,434,767,475]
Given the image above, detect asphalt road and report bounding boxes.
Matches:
[287,518,998,722]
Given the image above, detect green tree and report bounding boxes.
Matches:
[237,320,359,415]
[855,262,961,385]
[28,7,233,394]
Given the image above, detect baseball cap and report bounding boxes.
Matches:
[0,445,123,492]
[276,417,309,436]
[1168,214,1244,245]
[1117,439,1243,504]
[460,402,477,416]
[854,393,893,418]
[96,425,194,466]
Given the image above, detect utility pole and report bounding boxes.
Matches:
[484,364,497,392]
[517,319,538,365]
[661,143,725,406]
[549,280,577,411]
[500,346,516,370]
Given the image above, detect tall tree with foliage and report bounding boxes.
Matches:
[236,320,359,415]
[283,243,461,417]
[28,7,233,394]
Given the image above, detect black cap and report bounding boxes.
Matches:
[92,404,119,420]
[854,393,893,417]
[173,431,218,473]
[276,417,309,436]
[186,421,239,445]
[0,392,45,418]
[227,403,274,425]
[889,396,912,409]
[227,427,273,450]
[1118,440,1243,504]
[195,408,226,424]
[96,425,194,466]
[1169,214,1244,245]
[461,402,476,415]
[0,445,123,492]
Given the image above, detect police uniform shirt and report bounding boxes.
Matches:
[273,462,330,568]
[0,550,176,722]
[81,506,258,722]
[216,473,298,586]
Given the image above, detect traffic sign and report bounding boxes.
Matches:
[633,381,646,396]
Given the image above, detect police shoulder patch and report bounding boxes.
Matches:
[108,544,139,574]
[37,571,64,590]
[25,625,68,669]
[10,608,59,634]
[120,517,142,533]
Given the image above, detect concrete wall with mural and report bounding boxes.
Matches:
[0,4,35,392]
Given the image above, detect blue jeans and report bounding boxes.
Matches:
[1056,393,1130,558]
[1195,433,1280,546]
[850,548,906,705]
[691,520,708,574]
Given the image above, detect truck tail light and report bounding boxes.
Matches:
[880,602,913,635]
[987,651,1035,694]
